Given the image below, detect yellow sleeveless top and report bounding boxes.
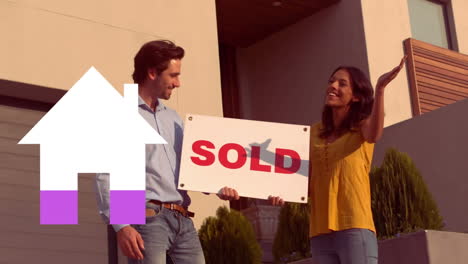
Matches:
[309,122,376,237]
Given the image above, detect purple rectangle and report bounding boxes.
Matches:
[110,190,146,224]
[40,190,78,224]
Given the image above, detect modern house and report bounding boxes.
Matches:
[218,0,468,262]
[2,0,467,263]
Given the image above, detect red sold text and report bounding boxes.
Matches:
[190,140,302,174]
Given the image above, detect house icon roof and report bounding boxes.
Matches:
[19,66,166,146]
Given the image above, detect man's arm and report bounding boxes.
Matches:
[94,173,144,260]
[94,173,127,231]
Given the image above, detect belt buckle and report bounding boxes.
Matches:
[170,204,175,210]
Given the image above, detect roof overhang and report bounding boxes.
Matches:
[216,0,341,47]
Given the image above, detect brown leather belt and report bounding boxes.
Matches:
[148,200,195,218]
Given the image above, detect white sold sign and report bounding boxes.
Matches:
[178,115,309,203]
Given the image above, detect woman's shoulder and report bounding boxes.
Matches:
[311,122,322,130]
[310,122,323,139]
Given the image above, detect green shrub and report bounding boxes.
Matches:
[199,206,262,264]
[272,202,310,263]
[370,148,444,239]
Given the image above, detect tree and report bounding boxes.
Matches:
[199,206,262,264]
[370,148,444,239]
[272,202,310,263]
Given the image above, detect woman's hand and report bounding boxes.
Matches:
[217,186,240,200]
[361,55,407,143]
[268,195,285,206]
[375,55,407,92]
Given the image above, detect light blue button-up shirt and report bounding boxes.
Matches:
[95,97,191,232]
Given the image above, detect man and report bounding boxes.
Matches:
[95,40,240,264]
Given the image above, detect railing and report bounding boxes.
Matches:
[404,38,468,115]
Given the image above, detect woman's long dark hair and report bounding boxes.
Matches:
[319,66,374,139]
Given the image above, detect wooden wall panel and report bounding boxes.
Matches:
[404,38,468,115]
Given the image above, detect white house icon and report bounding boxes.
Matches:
[18,66,166,225]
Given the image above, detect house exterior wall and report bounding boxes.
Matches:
[237,0,369,126]
[1,0,223,117]
[236,0,467,261]
[360,0,413,126]
[361,0,468,235]
[0,102,109,264]
[2,0,226,263]
[237,0,468,126]
[373,98,468,234]
[360,0,468,125]
[1,0,227,230]
[452,0,468,54]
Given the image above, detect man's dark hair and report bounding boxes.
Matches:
[132,40,185,84]
[320,66,374,139]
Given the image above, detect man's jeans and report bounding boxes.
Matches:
[310,228,378,264]
[128,204,205,264]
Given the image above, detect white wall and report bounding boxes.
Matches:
[237,0,369,126]
[373,99,468,233]
[1,0,227,230]
[1,0,223,118]
[451,0,468,54]
[361,0,414,126]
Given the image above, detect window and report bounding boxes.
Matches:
[407,0,457,50]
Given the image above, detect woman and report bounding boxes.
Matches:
[308,56,406,264]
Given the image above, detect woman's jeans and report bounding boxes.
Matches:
[310,228,378,264]
[128,204,205,264]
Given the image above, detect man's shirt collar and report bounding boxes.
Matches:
[138,96,167,112]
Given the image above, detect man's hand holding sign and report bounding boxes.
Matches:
[179,115,309,205]
[217,186,284,205]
